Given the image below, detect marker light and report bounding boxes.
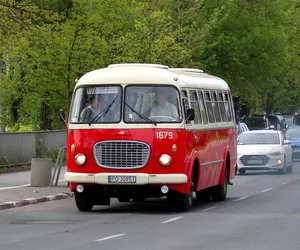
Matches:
[75,153,86,166]
[159,154,171,166]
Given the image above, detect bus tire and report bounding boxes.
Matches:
[177,180,194,211]
[75,192,94,212]
[211,166,228,202]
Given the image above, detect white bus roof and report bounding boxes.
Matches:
[76,63,230,91]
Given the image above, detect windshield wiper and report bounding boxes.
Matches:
[88,95,118,125]
[125,102,157,126]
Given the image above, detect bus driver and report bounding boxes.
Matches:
[149,90,179,120]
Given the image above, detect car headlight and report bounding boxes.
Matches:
[270,150,284,156]
[159,154,171,166]
[75,153,86,166]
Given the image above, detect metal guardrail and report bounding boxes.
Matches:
[50,146,67,186]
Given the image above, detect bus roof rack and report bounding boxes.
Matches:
[169,68,204,73]
[107,63,169,69]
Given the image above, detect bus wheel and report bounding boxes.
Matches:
[196,189,211,202]
[177,180,194,211]
[211,167,228,202]
[75,192,94,212]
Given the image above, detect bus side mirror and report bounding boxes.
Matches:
[59,109,66,121]
[187,109,195,121]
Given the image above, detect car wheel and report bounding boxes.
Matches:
[279,157,287,175]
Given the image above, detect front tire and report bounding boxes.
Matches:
[177,181,194,211]
[279,158,287,175]
[75,192,94,212]
[211,167,228,202]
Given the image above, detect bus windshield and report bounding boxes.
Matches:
[69,86,122,124]
[124,85,182,123]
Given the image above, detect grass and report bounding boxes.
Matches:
[0,164,31,175]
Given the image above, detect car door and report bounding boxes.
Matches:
[281,132,292,164]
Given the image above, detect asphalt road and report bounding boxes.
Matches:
[2,165,300,250]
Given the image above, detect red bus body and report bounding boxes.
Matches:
[65,64,237,211]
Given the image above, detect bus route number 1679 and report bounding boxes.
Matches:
[156,132,173,139]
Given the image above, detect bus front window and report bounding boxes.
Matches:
[124,86,182,123]
[69,86,122,124]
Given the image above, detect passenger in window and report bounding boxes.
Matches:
[149,90,179,120]
[80,95,97,122]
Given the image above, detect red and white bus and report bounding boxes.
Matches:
[64,63,237,212]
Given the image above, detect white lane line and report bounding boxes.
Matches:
[261,188,273,193]
[161,216,183,224]
[281,182,289,185]
[0,179,65,191]
[201,206,216,212]
[94,234,126,242]
[233,196,249,201]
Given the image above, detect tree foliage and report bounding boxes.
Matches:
[0,0,300,130]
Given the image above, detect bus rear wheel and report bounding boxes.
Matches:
[211,167,228,202]
[196,189,211,202]
[75,192,94,212]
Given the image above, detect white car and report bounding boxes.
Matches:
[237,130,293,175]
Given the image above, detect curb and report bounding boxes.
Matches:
[0,192,74,210]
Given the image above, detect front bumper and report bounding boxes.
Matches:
[65,172,188,185]
[237,155,284,171]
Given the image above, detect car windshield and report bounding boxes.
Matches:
[238,133,280,145]
[124,85,182,123]
[243,118,267,130]
[284,117,294,127]
[285,128,300,138]
[69,86,122,123]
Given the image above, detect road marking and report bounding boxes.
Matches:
[281,182,289,185]
[261,188,273,193]
[161,216,183,224]
[233,196,249,201]
[94,234,126,242]
[201,206,216,212]
[0,179,65,191]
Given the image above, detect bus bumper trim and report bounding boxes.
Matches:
[64,172,188,185]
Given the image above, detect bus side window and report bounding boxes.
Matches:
[182,90,190,123]
[189,90,202,124]
[198,90,208,124]
[204,91,215,123]
[224,92,233,122]
[218,92,227,122]
[211,91,222,123]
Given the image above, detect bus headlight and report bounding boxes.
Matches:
[159,154,171,166]
[75,153,86,166]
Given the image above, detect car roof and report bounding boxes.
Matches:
[241,130,280,134]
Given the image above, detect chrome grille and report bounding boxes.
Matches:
[240,155,269,166]
[93,141,150,169]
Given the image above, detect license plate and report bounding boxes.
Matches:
[293,148,300,152]
[108,176,136,183]
[247,160,263,164]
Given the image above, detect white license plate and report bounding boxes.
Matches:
[108,176,136,183]
[293,148,300,152]
[247,160,263,164]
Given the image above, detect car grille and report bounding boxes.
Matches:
[93,141,150,169]
[240,155,269,166]
[292,146,300,158]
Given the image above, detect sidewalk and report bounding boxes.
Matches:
[0,167,73,210]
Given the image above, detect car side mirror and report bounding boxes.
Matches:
[283,139,291,145]
[186,109,195,121]
[59,109,66,121]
